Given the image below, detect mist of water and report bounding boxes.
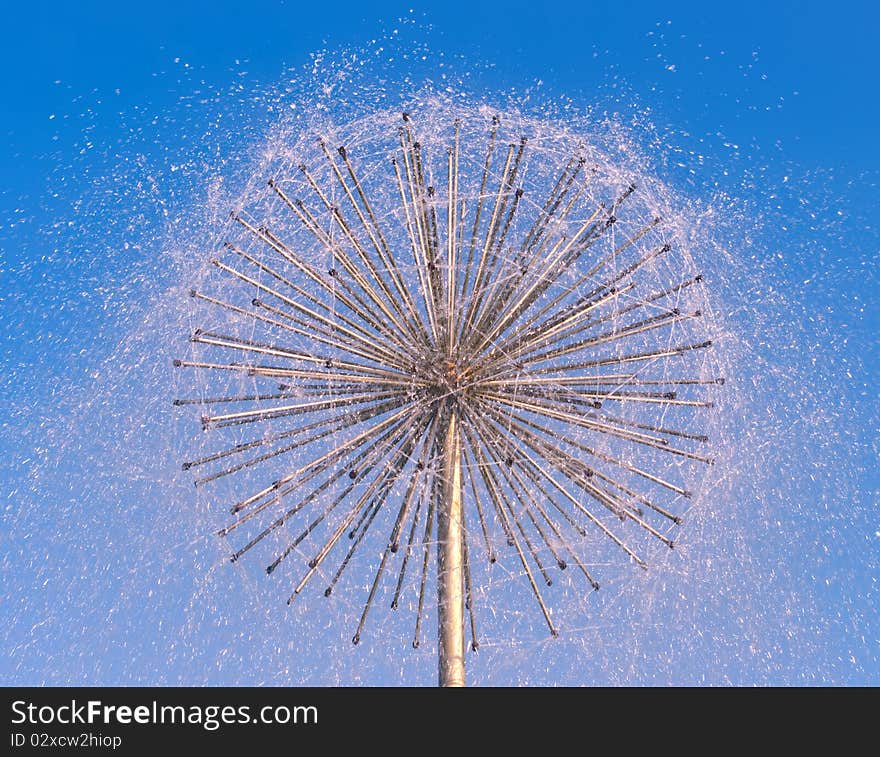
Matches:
[2,35,876,686]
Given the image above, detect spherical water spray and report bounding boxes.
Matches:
[177,103,720,686]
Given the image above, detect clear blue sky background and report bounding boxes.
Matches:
[1,1,877,685]
[4,0,879,176]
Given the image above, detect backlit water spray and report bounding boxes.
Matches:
[2,41,875,686]
[175,104,720,686]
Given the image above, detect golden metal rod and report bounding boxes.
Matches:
[391,478,427,611]
[437,405,465,687]
[456,116,498,340]
[334,145,429,344]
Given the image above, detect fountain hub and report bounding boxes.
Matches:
[418,353,472,401]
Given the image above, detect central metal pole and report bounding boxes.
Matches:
[437,404,465,687]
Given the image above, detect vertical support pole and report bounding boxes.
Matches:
[438,405,465,687]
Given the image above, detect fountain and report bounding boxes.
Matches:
[174,104,720,686]
[2,42,875,687]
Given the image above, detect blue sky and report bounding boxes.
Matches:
[1,1,877,686]
[4,1,879,176]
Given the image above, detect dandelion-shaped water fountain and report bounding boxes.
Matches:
[175,106,720,686]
